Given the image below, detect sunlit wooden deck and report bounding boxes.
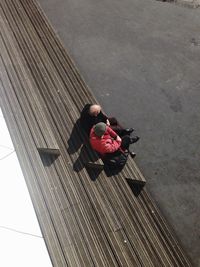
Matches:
[0,0,191,266]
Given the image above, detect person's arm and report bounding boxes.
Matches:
[103,139,121,153]
[107,126,118,139]
[107,126,122,142]
[106,119,110,126]
[100,110,111,125]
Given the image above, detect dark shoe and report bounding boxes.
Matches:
[123,128,134,135]
[130,136,140,144]
[130,152,136,158]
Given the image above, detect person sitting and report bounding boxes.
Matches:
[80,103,135,137]
[90,122,137,168]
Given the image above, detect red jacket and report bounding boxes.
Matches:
[90,126,121,156]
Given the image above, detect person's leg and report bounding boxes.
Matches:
[109,117,134,137]
[120,135,137,158]
[109,117,124,136]
[108,117,118,126]
[121,135,140,150]
[121,135,131,150]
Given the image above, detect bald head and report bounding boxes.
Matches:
[89,104,101,116]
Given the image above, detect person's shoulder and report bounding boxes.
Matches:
[81,103,92,115]
[106,126,114,134]
[80,104,92,127]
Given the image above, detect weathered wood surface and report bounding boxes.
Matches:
[0,0,191,266]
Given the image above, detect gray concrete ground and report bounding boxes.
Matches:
[176,0,200,9]
[37,0,200,265]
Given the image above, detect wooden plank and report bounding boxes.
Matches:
[139,190,192,267]
[0,38,59,156]
[41,154,122,266]
[110,176,174,266]
[0,54,80,266]
[98,173,166,266]
[0,9,60,154]
[0,75,67,267]
[21,0,95,108]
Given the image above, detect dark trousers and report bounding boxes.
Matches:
[120,135,131,151]
[109,117,127,137]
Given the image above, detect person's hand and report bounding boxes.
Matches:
[116,136,121,142]
[106,119,110,126]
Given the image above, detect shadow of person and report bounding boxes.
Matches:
[85,166,104,181]
[67,119,85,155]
[104,164,124,177]
[73,143,102,181]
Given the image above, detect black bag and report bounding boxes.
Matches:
[104,151,128,169]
